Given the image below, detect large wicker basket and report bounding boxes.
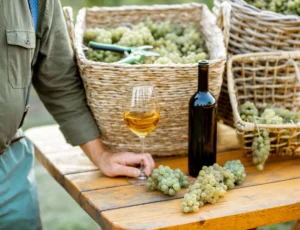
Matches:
[227,51,300,156]
[63,4,226,157]
[213,0,300,127]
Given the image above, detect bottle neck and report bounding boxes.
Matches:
[198,65,209,92]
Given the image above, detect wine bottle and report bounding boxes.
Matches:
[188,60,217,177]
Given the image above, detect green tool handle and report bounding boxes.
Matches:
[117,53,145,64]
[88,41,131,53]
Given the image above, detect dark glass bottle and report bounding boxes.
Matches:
[188,60,217,177]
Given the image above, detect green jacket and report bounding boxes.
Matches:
[0,0,100,150]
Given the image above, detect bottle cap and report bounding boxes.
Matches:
[198,60,209,66]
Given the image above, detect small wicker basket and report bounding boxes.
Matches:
[213,0,300,127]
[63,3,226,157]
[227,51,300,156]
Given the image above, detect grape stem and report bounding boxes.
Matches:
[253,115,261,137]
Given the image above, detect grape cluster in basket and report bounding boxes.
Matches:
[83,18,208,64]
[240,101,300,125]
[146,161,247,214]
[239,101,300,170]
[245,0,300,16]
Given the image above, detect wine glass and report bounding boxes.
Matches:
[124,85,160,185]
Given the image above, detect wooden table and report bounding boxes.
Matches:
[25,124,300,230]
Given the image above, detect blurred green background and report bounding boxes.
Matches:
[23,0,295,229]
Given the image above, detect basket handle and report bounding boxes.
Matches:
[63,6,76,52]
[218,1,231,51]
[227,56,256,132]
[288,59,300,84]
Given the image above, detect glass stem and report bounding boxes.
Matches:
[140,136,145,154]
[139,136,146,180]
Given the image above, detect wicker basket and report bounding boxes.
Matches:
[227,51,300,156]
[63,4,226,157]
[213,0,300,127]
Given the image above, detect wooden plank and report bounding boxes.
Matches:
[64,148,296,194]
[34,146,97,181]
[76,157,300,214]
[64,150,247,202]
[63,150,251,222]
[25,125,73,153]
[64,171,128,204]
[100,178,300,230]
[34,147,65,185]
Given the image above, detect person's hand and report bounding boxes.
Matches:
[97,151,155,177]
[80,138,155,177]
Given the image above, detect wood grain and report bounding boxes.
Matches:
[35,147,98,175]
[64,150,298,195]
[100,178,300,230]
[78,157,300,212]
[26,125,73,153]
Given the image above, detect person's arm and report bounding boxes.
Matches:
[33,0,154,177]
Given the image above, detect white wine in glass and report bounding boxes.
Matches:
[124,85,160,184]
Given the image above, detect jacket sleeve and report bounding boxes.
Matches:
[32,0,101,146]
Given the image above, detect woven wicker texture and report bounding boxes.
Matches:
[63,4,226,157]
[213,0,300,127]
[227,51,300,156]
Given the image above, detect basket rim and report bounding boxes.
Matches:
[227,0,300,21]
[73,3,226,68]
[85,2,206,12]
[227,50,300,132]
[75,55,226,68]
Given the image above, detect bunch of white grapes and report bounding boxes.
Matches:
[273,107,300,123]
[224,160,247,185]
[86,49,122,63]
[261,109,283,124]
[239,101,259,123]
[252,130,271,171]
[83,18,208,64]
[245,0,300,16]
[146,165,189,196]
[182,161,246,213]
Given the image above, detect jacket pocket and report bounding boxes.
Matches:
[6,30,36,88]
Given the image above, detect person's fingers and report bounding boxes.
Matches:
[113,164,141,178]
[142,153,155,176]
[146,153,155,170]
[120,152,154,176]
[121,152,146,165]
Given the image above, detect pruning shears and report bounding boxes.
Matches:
[88,41,160,64]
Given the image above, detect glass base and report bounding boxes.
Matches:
[126,171,147,186]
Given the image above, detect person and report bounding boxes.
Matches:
[0,1,155,229]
